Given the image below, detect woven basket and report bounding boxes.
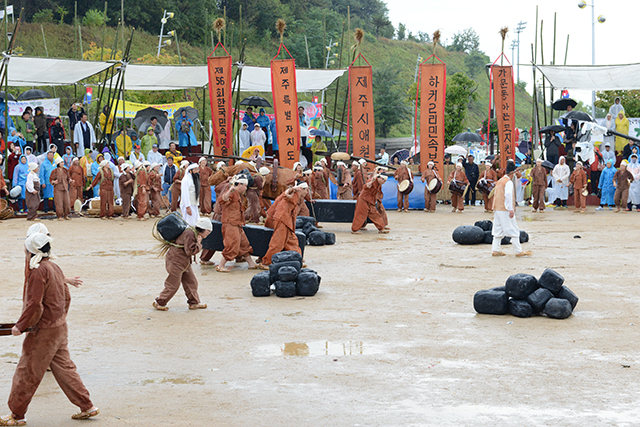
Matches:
[0,199,13,220]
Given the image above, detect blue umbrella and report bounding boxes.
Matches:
[309,129,333,138]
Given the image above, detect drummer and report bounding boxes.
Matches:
[479,160,497,213]
[447,163,469,213]
[421,161,440,213]
[394,160,413,212]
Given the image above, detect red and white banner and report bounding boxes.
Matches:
[271,49,300,169]
[490,65,516,169]
[417,59,446,173]
[348,54,375,162]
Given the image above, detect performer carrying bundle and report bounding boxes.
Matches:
[477,161,497,213]
[421,161,441,213]
[447,163,469,213]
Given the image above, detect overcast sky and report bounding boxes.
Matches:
[386,0,635,107]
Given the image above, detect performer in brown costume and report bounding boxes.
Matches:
[244,167,268,223]
[311,165,329,199]
[89,160,114,219]
[1,233,99,426]
[447,163,469,212]
[613,160,633,212]
[119,163,134,218]
[351,161,365,199]
[394,160,413,212]
[148,164,163,217]
[479,160,498,213]
[171,160,188,212]
[25,163,41,221]
[198,157,213,215]
[420,161,440,212]
[351,173,389,234]
[200,178,232,265]
[530,158,547,213]
[68,157,85,206]
[49,157,71,220]
[570,161,588,213]
[134,160,149,220]
[337,161,353,200]
[153,217,211,311]
[374,166,389,228]
[260,184,306,267]
[217,175,258,272]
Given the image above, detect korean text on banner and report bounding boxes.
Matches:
[110,100,194,119]
[349,65,375,162]
[419,63,446,173]
[271,58,300,169]
[207,55,232,156]
[491,65,516,169]
[8,98,60,117]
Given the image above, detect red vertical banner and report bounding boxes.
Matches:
[418,61,446,174]
[207,45,232,157]
[271,54,300,169]
[491,65,516,169]
[349,56,375,161]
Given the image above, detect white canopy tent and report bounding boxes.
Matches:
[535,63,640,91]
[5,56,114,86]
[238,66,346,92]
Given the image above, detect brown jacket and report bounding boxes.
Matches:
[50,166,70,191]
[90,166,114,191]
[220,189,246,226]
[271,191,299,231]
[167,229,202,270]
[613,169,634,191]
[530,165,547,186]
[359,177,382,204]
[570,168,587,189]
[68,164,85,188]
[448,169,469,185]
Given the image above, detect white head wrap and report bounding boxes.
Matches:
[376,174,388,182]
[313,166,323,171]
[259,167,270,176]
[25,233,53,270]
[143,160,151,167]
[134,160,143,169]
[295,182,309,189]
[293,162,302,171]
[199,157,207,164]
[28,162,38,171]
[216,161,226,170]
[54,156,64,165]
[100,160,109,168]
[400,160,408,166]
[336,161,346,168]
[180,160,189,168]
[427,161,434,166]
[234,176,249,185]
[358,158,367,165]
[186,163,199,172]
[27,223,49,237]
[72,157,79,163]
[320,158,327,164]
[195,217,213,231]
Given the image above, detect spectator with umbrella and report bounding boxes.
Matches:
[541,126,564,165]
[242,107,257,128]
[175,108,197,155]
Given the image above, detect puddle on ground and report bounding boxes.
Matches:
[140,376,204,385]
[256,341,384,357]
[0,353,19,358]
[522,216,542,222]
[89,250,148,257]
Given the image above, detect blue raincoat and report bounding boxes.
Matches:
[8,127,26,151]
[175,117,197,147]
[599,163,616,206]
[269,118,278,151]
[39,157,56,199]
[12,155,28,198]
[91,160,101,197]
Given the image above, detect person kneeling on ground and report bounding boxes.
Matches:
[153,217,212,311]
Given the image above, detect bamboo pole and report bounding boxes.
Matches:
[100,1,107,61]
[329,21,345,150]
[550,12,557,125]
[540,20,547,128]
[40,24,48,57]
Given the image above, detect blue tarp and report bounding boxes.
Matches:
[329,177,427,210]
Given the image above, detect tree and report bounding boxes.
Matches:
[416,31,431,43]
[449,28,480,53]
[371,13,391,37]
[464,50,489,77]
[444,72,478,144]
[596,90,640,118]
[396,23,406,41]
[373,64,411,138]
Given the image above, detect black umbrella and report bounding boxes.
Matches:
[172,106,199,121]
[17,89,52,100]
[564,110,594,122]
[309,129,333,138]
[240,96,272,108]
[539,125,567,134]
[552,98,577,111]
[452,131,483,143]
[0,91,15,101]
[541,160,555,170]
[133,107,168,131]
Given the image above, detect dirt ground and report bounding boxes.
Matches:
[1,206,639,426]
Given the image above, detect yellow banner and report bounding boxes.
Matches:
[108,100,195,119]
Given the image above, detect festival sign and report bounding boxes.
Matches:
[207,44,233,157]
[490,65,516,169]
[271,45,300,169]
[417,58,446,173]
[348,54,375,162]
[109,99,194,119]
[8,98,60,116]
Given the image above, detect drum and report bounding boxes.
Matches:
[449,181,466,196]
[476,179,494,195]
[398,180,410,193]
[427,178,442,194]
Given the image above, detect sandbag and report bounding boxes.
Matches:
[508,299,534,318]
[474,220,493,231]
[272,251,303,264]
[452,225,485,245]
[500,236,511,245]
[308,231,326,246]
[473,290,508,315]
[483,230,493,244]
[491,286,506,292]
[505,273,539,300]
[275,281,296,298]
[526,288,554,314]
[544,298,573,319]
[296,272,320,296]
[556,286,579,310]
[538,268,564,294]
[278,266,299,282]
[296,216,316,228]
[156,213,188,242]
[324,232,336,245]
[300,268,317,275]
[303,223,320,237]
[519,230,529,243]
[250,272,271,297]
[269,261,302,283]
[295,218,305,230]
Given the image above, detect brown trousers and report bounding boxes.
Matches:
[574,191,586,210]
[26,190,40,220]
[424,189,437,211]
[483,193,494,211]
[8,324,93,419]
[69,186,83,206]
[54,188,71,218]
[397,192,409,210]
[170,185,180,211]
[222,224,253,261]
[451,193,464,211]
[99,189,114,218]
[352,199,385,232]
[149,189,162,216]
[121,190,133,217]
[156,259,200,306]
[614,188,628,208]
[262,220,301,265]
[244,189,262,223]
[376,201,388,226]
[200,186,212,214]
[338,185,352,200]
[136,190,148,218]
[200,249,215,262]
[297,198,310,217]
[532,184,545,211]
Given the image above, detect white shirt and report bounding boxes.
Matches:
[159,119,172,149]
[73,121,96,158]
[379,152,389,165]
[250,129,266,147]
[504,180,514,211]
[26,171,40,193]
[129,152,146,164]
[147,150,165,165]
